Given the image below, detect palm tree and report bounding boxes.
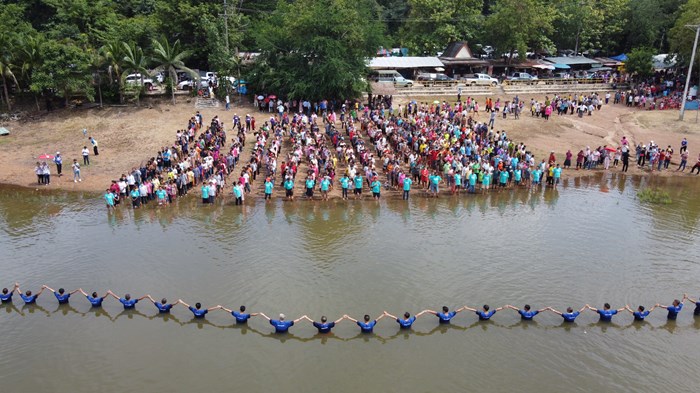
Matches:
[101,41,125,103]
[0,32,18,112]
[151,37,196,104]
[18,35,43,111]
[87,48,106,108]
[121,42,149,106]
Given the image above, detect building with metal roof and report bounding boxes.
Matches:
[368,57,444,69]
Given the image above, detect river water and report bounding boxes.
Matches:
[0,173,699,392]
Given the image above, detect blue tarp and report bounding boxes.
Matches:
[554,63,571,69]
[684,101,699,110]
[610,54,628,62]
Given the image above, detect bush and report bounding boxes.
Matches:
[637,188,672,204]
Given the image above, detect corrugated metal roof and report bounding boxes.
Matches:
[544,56,601,65]
[368,57,444,69]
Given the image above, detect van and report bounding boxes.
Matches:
[371,70,414,88]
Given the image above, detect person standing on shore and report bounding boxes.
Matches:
[82,146,90,166]
[89,136,99,156]
[53,152,62,177]
[71,159,81,182]
[690,153,700,175]
[677,150,689,171]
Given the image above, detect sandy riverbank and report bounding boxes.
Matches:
[0,94,699,198]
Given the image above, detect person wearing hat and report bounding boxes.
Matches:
[53,152,62,177]
[259,312,308,333]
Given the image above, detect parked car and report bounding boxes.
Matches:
[416,73,457,87]
[124,74,154,90]
[506,72,538,84]
[462,73,499,87]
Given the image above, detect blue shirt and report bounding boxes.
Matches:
[270,319,294,333]
[357,320,377,332]
[437,311,457,323]
[233,311,251,323]
[562,311,580,322]
[264,181,273,193]
[189,306,208,318]
[403,178,412,191]
[284,180,294,190]
[597,309,617,322]
[694,301,700,316]
[633,310,650,321]
[155,303,173,313]
[0,292,13,302]
[397,316,416,329]
[86,296,104,307]
[20,294,38,304]
[321,179,330,191]
[305,179,315,189]
[54,292,70,304]
[201,186,210,199]
[354,176,363,188]
[340,177,349,189]
[476,310,496,320]
[371,181,381,193]
[120,298,138,309]
[313,321,336,333]
[666,304,683,320]
[518,310,539,320]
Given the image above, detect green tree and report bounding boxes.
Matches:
[101,41,126,103]
[251,0,386,101]
[151,37,196,104]
[625,47,655,79]
[669,0,700,66]
[30,40,94,106]
[399,0,483,55]
[121,42,149,106]
[484,0,554,63]
[18,34,45,111]
[0,32,19,112]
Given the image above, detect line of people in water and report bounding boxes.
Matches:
[3,284,697,334]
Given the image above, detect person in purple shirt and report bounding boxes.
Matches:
[259,313,307,333]
[587,303,625,322]
[346,313,386,333]
[422,306,466,324]
[178,300,221,318]
[657,296,686,320]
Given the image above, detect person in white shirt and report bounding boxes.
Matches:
[82,146,90,165]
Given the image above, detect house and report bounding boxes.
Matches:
[438,42,490,77]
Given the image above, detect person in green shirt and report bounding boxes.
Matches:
[340,174,350,200]
[283,176,295,201]
[353,175,363,199]
[264,178,274,200]
[371,178,381,199]
[481,172,490,193]
[402,177,413,200]
[320,176,331,200]
[305,176,315,199]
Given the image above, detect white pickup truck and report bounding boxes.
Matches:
[462,73,499,86]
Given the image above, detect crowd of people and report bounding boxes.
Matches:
[2,283,697,334]
[98,88,700,209]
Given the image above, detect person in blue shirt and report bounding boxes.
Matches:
[264,178,274,200]
[465,304,505,321]
[179,300,221,318]
[79,289,107,307]
[0,283,18,303]
[221,305,259,324]
[507,304,546,320]
[624,304,655,321]
[547,306,587,323]
[353,174,363,199]
[108,291,147,309]
[657,296,685,320]
[346,313,385,333]
[320,176,331,200]
[304,315,345,334]
[371,177,381,199]
[146,295,179,313]
[402,177,413,200]
[15,284,46,305]
[383,311,425,329]
[339,174,350,200]
[587,303,625,322]
[423,306,466,324]
[259,312,307,333]
[283,176,295,200]
[44,286,79,304]
[201,183,210,204]
[686,294,700,316]
[305,176,315,198]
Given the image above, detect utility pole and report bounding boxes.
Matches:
[679,25,700,121]
[222,0,230,53]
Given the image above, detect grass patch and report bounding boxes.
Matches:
[637,188,672,204]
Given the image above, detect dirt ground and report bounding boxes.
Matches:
[0,92,699,198]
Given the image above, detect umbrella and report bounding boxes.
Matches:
[0,127,9,136]
[433,100,440,104]
[257,95,264,100]
[268,95,277,100]
[38,154,54,160]
[604,147,617,152]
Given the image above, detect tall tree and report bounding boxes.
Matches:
[121,42,149,106]
[151,37,196,104]
[399,0,483,55]
[0,32,19,112]
[101,41,126,103]
[483,0,554,63]
[669,0,700,66]
[30,40,94,107]
[252,0,386,101]
[625,47,655,79]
